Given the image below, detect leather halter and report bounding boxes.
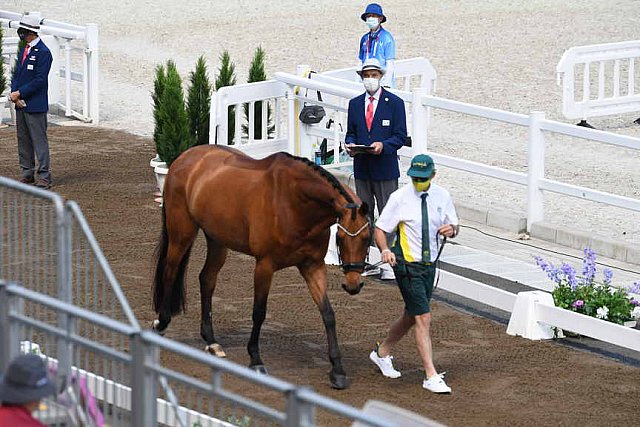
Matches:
[335,203,370,273]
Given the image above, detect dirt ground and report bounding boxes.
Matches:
[1,126,638,426]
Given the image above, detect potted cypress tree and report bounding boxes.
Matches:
[154,60,195,196]
[150,63,167,195]
[0,26,7,128]
[186,55,212,146]
[214,50,237,144]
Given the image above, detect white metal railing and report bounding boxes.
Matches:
[556,40,640,123]
[0,10,99,123]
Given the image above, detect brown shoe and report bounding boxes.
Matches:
[20,177,35,184]
[34,179,51,189]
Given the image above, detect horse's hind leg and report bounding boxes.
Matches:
[247,259,274,374]
[152,204,198,335]
[200,235,228,356]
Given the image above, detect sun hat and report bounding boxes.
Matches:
[407,154,436,178]
[357,58,386,77]
[361,3,387,23]
[0,354,55,404]
[17,14,41,33]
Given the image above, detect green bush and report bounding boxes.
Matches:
[156,60,195,166]
[187,56,212,146]
[152,64,167,151]
[214,50,237,144]
[242,46,274,140]
[0,26,6,95]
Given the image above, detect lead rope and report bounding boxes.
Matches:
[433,235,447,289]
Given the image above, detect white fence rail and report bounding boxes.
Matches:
[0,10,99,123]
[556,40,640,123]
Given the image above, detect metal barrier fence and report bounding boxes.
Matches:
[0,9,100,123]
[0,178,420,426]
[556,40,640,125]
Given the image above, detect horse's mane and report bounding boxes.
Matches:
[281,153,354,204]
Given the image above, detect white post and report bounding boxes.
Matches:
[411,87,429,154]
[287,87,295,154]
[209,91,218,144]
[295,64,310,157]
[64,39,72,117]
[527,111,545,230]
[85,23,99,123]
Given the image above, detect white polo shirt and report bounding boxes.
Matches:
[376,182,458,263]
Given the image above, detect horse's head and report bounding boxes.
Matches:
[336,202,371,295]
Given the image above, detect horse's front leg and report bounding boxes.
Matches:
[247,259,274,374]
[298,262,349,390]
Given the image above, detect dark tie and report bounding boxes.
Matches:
[421,193,430,263]
[366,96,374,131]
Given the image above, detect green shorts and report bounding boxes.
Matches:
[393,261,436,316]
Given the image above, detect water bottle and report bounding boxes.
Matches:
[314,150,322,165]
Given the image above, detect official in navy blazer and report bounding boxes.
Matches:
[10,14,53,189]
[345,58,406,280]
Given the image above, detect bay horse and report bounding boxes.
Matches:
[152,145,371,389]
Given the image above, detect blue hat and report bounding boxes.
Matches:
[407,154,435,178]
[361,3,387,23]
[0,354,55,404]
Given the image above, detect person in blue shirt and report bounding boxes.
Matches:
[10,14,53,189]
[358,3,396,88]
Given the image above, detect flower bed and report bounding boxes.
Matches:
[535,248,640,326]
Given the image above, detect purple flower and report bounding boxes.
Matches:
[602,268,613,284]
[631,299,640,307]
[581,248,597,285]
[627,281,640,295]
[535,256,562,284]
[572,300,585,309]
[561,263,578,289]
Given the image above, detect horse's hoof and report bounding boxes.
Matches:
[330,373,350,390]
[251,364,268,375]
[151,320,166,336]
[204,343,227,357]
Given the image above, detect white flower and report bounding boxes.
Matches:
[632,307,640,320]
[596,306,609,320]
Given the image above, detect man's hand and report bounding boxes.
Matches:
[437,224,457,238]
[370,141,383,155]
[345,145,355,157]
[9,91,20,103]
[380,248,397,267]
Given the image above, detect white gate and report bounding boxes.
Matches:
[556,40,640,125]
[0,10,99,123]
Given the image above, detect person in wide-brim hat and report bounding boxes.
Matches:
[0,353,55,426]
[16,13,41,34]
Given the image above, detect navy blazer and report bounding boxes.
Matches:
[345,88,407,181]
[11,39,53,113]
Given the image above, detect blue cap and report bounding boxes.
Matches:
[361,3,387,23]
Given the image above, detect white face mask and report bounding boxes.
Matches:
[363,77,380,93]
[365,17,379,30]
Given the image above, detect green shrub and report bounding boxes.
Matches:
[152,64,166,151]
[242,46,274,139]
[0,26,6,95]
[214,50,237,144]
[156,60,195,166]
[187,56,212,146]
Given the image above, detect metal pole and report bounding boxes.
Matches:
[55,201,72,392]
[130,332,157,427]
[527,111,546,230]
[285,387,315,427]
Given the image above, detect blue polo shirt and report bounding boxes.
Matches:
[358,27,396,68]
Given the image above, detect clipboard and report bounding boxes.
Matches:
[347,144,375,154]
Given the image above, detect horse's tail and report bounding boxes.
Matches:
[153,204,193,315]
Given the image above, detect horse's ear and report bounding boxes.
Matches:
[359,202,369,216]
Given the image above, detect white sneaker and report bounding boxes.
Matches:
[362,267,381,277]
[380,268,395,280]
[369,349,401,378]
[422,372,451,394]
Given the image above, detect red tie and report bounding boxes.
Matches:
[366,96,374,131]
[21,45,29,65]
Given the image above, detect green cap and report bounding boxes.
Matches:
[407,154,435,178]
